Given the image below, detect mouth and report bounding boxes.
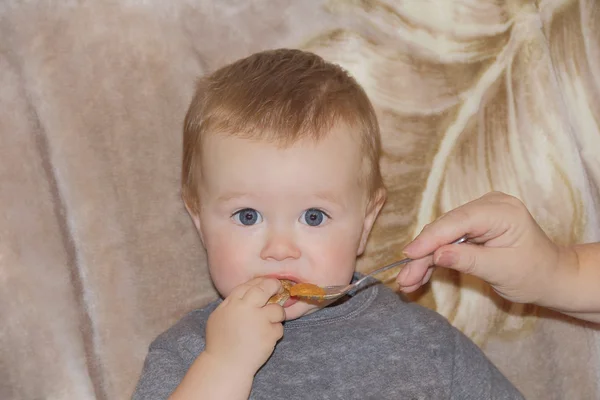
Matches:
[263,274,306,307]
[264,273,302,284]
[283,297,299,308]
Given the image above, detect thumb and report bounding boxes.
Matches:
[433,244,507,285]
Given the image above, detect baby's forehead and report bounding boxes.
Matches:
[200,130,368,188]
[203,123,366,155]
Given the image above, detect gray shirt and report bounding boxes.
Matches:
[132,275,524,399]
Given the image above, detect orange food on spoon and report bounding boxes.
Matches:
[289,282,326,298]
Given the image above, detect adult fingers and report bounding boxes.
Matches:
[432,242,511,285]
[402,192,516,258]
[396,257,432,289]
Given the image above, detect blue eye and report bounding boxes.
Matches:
[300,208,329,227]
[233,208,263,226]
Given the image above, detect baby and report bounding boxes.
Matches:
[133,49,524,399]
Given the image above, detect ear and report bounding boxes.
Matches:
[183,198,205,245]
[357,187,387,256]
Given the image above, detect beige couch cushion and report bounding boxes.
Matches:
[1,1,599,399]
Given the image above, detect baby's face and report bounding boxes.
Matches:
[191,126,383,320]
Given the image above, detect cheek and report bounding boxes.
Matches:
[309,230,361,283]
[204,228,257,297]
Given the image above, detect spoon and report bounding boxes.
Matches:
[290,235,468,302]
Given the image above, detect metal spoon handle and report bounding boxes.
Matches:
[354,235,468,287]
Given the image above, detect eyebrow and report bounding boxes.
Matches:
[216,191,346,207]
[313,191,345,207]
[216,192,252,203]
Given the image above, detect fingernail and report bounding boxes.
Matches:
[402,242,415,256]
[435,251,457,266]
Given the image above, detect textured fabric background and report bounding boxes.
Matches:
[1,1,599,399]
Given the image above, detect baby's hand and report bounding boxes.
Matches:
[399,191,562,305]
[204,277,285,375]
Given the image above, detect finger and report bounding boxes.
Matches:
[399,282,425,293]
[229,277,277,300]
[263,303,286,323]
[421,267,434,285]
[432,243,511,285]
[399,264,437,293]
[396,257,432,287]
[271,323,284,342]
[242,278,282,306]
[402,196,500,258]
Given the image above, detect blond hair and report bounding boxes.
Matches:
[182,48,384,214]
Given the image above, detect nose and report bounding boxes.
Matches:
[260,230,301,262]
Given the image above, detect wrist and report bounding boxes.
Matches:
[540,245,580,311]
[203,348,258,378]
